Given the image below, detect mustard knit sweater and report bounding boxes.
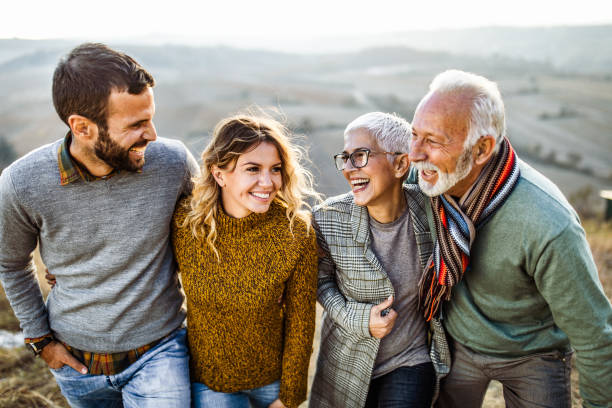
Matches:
[172,199,318,408]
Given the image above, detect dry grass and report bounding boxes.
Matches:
[584,220,612,299]
[0,288,20,332]
[1,223,611,407]
[0,347,68,408]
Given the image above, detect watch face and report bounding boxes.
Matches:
[28,342,41,354]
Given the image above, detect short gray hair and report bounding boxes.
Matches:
[344,112,411,153]
[425,70,506,150]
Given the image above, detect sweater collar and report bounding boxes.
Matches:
[216,200,283,233]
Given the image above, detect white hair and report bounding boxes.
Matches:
[344,112,411,153]
[423,69,506,151]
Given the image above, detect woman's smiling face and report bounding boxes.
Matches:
[215,141,283,218]
[342,128,399,208]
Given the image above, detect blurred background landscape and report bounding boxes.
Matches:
[1,2,612,406]
[1,25,612,205]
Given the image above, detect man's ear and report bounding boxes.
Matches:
[68,115,97,141]
[394,153,411,178]
[211,165,225,188]
[474,135,497,166]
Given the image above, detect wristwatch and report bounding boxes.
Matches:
[27,336,54,356]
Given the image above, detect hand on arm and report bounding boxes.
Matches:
[45,269,56,288]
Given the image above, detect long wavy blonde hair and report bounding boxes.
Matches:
[182,114,320,261]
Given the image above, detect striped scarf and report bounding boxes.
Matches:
[419,137,520,321]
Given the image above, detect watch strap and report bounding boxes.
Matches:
[27,336,54,355]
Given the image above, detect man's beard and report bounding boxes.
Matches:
[413,147,473,197]
[94,126,145,172]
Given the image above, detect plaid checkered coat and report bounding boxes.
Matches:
[309,185,435,408]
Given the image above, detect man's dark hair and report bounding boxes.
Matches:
[52,43,155,129]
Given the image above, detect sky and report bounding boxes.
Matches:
[2,0,611,48]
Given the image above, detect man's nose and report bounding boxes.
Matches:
[144,122,157,141]
[408,138,425,162]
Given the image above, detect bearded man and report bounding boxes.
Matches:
[409,70,612,408]
[0,43,198,407]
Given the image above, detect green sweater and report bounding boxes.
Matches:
[428,160,612,407]
[172,200,318,408]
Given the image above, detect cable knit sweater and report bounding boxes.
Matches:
[172,199,318,408]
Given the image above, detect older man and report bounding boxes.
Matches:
[0,43,198,407]
[409,70,612,408]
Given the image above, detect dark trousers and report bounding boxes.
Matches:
[436,340,572,408]
[365,362,436,408]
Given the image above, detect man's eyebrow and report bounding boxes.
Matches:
[127,119,148,128]
[413,129,450,142]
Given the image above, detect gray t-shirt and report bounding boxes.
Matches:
[370,206,431,378]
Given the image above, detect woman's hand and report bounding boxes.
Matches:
[45,269,57,288]
[268,399,286,408]
[368,296,397,339]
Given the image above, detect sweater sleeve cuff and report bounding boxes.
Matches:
[279,389,305,408]
[22,317,52,341]
[348,300,374,338]
[24,333,54,344]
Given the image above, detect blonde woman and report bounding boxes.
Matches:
[172,115,319,408]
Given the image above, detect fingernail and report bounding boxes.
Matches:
[81,368,88,374]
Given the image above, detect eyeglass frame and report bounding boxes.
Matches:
[333,148,403,171]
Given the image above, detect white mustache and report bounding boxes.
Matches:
[412,161,440,172]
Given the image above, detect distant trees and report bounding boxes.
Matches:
[568,185,600,220]
[0,135,17,172]
[538,104,579,120]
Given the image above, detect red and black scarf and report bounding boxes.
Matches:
[419,137,520,321]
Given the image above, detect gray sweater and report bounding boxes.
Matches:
[0,137,199,353]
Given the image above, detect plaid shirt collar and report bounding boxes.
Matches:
[57,132,122,185]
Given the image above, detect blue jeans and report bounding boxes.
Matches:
[365,362,436,408]
[192,380,280,408]
[436,339,572,408]
[50,327,190,408]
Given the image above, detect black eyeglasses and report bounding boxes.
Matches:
[333,148,402,171]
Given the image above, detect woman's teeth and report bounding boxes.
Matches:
[351,178,369,186]
[351,178,369,191]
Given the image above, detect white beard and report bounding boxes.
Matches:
[413,148,473,197]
